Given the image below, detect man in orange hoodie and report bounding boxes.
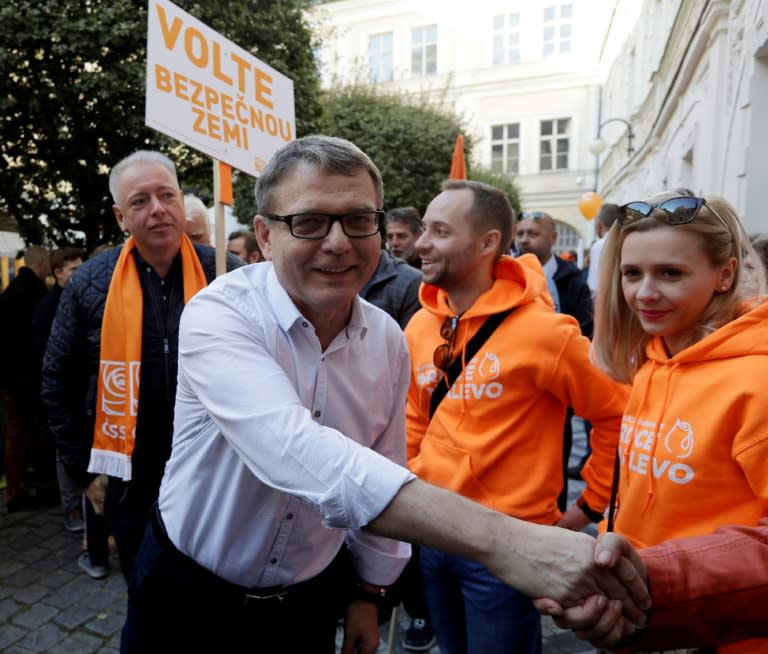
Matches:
[405,180,629,654]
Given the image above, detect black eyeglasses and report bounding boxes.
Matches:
[267,211,384,240]
[433,315,460,372]
[617,197,728,230]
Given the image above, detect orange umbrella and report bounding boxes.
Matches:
[449,134,467,180]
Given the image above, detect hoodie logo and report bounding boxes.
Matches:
[619,415,695,485]
[476,352,500,379]
[415,352,504,400]
[663,418,694,459]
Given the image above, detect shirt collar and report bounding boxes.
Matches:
[265,265,368,342]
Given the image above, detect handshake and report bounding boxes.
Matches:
[526,522,767,651]
[533,532,650,650]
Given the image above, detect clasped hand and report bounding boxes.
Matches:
[534,532,650,649]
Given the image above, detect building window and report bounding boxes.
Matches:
[493,14,521,65]
[539,118,570,170]
[411,25,437,76]
[491,123,520,175]
[543,3,573,58]
[368,32,393,82]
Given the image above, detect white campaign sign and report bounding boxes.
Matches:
[146,0,295,175]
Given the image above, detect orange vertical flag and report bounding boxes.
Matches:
[449,134,467,180]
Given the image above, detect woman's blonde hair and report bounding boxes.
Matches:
[592,191,756,383]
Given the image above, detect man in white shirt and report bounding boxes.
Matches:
[586,203,619,300]
[120,136,650,654]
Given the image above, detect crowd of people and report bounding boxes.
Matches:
[0,134,766,654]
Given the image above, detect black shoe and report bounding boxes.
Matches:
[567,464,583,480]
[403,617,437,651]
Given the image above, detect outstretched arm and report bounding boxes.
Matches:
[365,478,650,623]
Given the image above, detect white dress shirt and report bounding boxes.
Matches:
[587,235,605,299]
[158,263,414,588]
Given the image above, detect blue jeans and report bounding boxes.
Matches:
[420,546,542,654]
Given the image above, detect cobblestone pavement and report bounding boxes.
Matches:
[0,422,596,653]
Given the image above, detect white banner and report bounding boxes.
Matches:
[146,0,295,176]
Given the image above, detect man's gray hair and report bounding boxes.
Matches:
[183,194,209,222]
[255,135,384,215]
[108,150,178,204]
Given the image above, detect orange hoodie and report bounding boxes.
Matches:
[405,255,628,525]
[614,300,768,654]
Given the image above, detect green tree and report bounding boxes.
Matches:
[0,0,322,249]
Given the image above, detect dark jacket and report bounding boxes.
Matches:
[30,283,64,383]
[360,250,422,329]
[552,256,593,339]
[0,266,49,390]
[41,243,244,489]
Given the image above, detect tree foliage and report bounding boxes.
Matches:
[0,0,322,249]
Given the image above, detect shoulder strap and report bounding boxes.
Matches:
[429,309,513,419]
[606,451,621,532]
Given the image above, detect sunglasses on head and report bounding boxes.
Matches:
[617,196,728,230]
[518,211,545,221]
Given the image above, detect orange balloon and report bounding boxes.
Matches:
[578,192,603,220]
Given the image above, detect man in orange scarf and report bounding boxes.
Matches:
[41,151,244,580]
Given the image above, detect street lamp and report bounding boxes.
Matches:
[589,117,635,157]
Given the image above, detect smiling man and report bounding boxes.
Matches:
[119,137,652,654]
[404,180,632,654]
[42,150,243,581]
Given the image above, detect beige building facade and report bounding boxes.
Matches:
[595,0,768,235]
[311,0,767,249]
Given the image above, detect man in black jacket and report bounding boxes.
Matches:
[30,246,85,531]
[515,212,592,338]
[42,150,243,579]
[1,245,50,512]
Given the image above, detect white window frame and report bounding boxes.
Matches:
[411,25,437,76]
[543,3,573,58]
[368,32,393,82]
[539,118,571,171]
[491,123,520,175]
[493,13,521,65]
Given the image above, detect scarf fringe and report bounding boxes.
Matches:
[88,449,133,482]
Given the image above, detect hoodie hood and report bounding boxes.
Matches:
[645,299,768,364]
[418,253,553,319]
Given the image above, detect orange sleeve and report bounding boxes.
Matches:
[405,328,430,467]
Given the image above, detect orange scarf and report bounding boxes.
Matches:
[88,234,207,481]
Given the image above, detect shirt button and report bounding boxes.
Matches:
[313,410,321,418]
[270,558,277,564]
[286,513,293,520]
